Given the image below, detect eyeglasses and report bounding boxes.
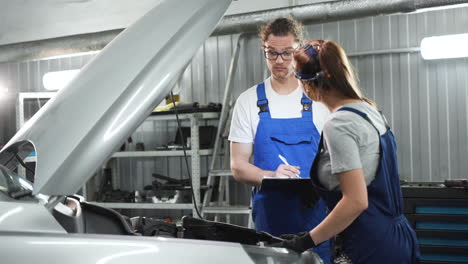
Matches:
[263,50,294,61]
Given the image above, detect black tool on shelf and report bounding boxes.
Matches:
[96,168,135,203]
[151,102,221,115]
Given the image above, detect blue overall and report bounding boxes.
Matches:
[252,83,330,263]
[310,107,420,264]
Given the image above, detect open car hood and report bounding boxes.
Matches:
[0,0,231,195]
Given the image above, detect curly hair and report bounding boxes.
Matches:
[259,17,304,44]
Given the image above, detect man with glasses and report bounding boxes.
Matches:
[229,17,330,263]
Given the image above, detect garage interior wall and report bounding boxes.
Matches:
[230,5,468,184]
[0,6,467,212]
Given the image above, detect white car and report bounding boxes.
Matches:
[0,0,322,263]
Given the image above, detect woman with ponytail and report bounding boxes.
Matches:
[280,40,420,264]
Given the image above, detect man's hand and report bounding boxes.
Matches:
[273,164,300,178]
[280,232,316,253]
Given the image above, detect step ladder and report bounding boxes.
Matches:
[201,34,252,226]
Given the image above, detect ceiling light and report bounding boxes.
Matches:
[43,69,80,91]
[0,83,8,100]
[420,33,468,60]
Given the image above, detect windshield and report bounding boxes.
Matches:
[0,164,33,198]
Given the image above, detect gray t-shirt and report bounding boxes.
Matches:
[317,102,388,191]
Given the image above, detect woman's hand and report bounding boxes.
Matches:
[280,231,317,253]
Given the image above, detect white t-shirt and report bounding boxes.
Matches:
[317,102,388,190]
[228,77,330,144]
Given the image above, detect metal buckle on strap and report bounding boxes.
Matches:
[301,98,312,112]
[257,99,269,113]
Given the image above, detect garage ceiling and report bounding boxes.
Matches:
[0,0,332,46]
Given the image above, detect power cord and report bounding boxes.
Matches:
[15,153,35,176]
[170,91,203,219]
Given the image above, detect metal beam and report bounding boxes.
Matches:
[213,0,468,35]
[0,30,120,63]
[1,0,467,63]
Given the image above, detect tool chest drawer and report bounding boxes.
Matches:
[402,184,468,264]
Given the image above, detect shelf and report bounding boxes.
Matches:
[90,202,194,210]
[24,149,214,161]
[208,169,233,177]
[147,112,219,121]
[203,206,251,214]
[112,149,213,158]
[96,111,219,215]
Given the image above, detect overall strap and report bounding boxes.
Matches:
[337,107,389,166]
[310,131,324,181]
[256,83,270,117]
[378,111,391,130]
[337,107,382,135]
[301,93,313,118]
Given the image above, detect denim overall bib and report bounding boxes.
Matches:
[310,107,420,264]
[252,82,330,263]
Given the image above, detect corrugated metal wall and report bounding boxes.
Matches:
[0,6,467,215]
[199,7,468,183]
[0,54,96,145]
[305,8,468,182]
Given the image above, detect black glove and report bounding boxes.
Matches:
[281,232,317,253]
[280,231,307,240]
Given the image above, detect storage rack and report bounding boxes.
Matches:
[91,112,219,218]
[16,92,219,218]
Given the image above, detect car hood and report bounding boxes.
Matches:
[0,0,231,195]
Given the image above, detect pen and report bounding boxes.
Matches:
[278,154,300,178]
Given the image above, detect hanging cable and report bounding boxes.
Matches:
[15,153,35,176]
[170,91,203,219]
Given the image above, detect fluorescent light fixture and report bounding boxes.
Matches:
[43,69,80,91]
[0,82,8,100]
[420,33,468,60]
[0,86,7,93]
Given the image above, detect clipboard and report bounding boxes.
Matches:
[258,177,321,208]
[259,177,312,193]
